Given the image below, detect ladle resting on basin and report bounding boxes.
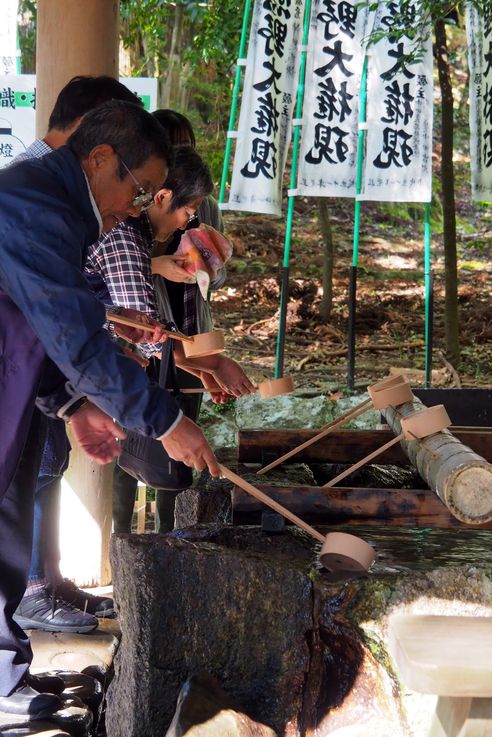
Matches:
[220,465,375,574]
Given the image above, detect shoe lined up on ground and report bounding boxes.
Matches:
[13,586,98,634]
[0,682,61,719]
[54,578,114,617]
[25,671,65,695]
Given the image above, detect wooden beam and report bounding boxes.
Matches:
[231,485,492,530]
[238,429,492,465]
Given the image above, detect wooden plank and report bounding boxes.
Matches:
[136,484,147,534]
[238,429,492,465]
[231,485,492,529]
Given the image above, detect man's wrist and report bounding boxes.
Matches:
[60,397,90,423]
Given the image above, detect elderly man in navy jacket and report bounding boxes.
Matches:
[0,99,219,720]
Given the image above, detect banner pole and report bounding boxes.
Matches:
[347,54,368,391]
[274,0,312,379]
[218,0,252,205]
[424,201,433,387]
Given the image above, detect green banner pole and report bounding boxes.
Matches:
[274,0,312,378]
[347,54,368,390]
[424,201,433,387]
[218,0,252,205]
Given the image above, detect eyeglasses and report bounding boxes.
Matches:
[185,209,198,225]
[118,155,154,212]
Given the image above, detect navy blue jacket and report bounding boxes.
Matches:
[0,146,180,496]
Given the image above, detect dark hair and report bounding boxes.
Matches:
[67,100,173,177]
[152,109,196,148]
[48,75,143,131]
[164,145,213,210]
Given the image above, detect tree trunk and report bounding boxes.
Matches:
[316,198,335,321]
[435,19,460,365]
[161,2,184,109]
[383,398,492,524]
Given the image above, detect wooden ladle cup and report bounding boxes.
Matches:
[180,375,295,399]
[257,376,295,399]
[182,330,225,358]
[220,466,375,574]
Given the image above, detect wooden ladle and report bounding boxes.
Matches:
[220,465,376,574]
[105,311,193,343]
[322,404,451,488]
[180,376,295,399]
[257,375,413,476]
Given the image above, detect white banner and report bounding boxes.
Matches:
[297,0,372,197]
[0,0,18,75]
[228,0,306,215]
[466,3,492,202]
[0,76,157,169]
[0,74,35,167]
[361,3,433,202]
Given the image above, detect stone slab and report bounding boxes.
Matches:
[29,617,120,676]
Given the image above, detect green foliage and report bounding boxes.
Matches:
[18,0,37,74]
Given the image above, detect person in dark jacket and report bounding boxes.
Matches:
[13,75,145,637]
[0,99,219,722]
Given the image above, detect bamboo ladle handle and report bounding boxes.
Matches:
[322,433,405,488]
[257,397,373,475]
[106,311,193,343]
[219,465,325,543]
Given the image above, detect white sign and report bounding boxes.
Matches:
[228,0,306,215]
[361,2,433,202]
[0,76,158,169]
[466,3,492,202]
[297,0,371,198]
[0,0,18,75]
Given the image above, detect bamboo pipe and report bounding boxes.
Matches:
[106,311,193,343]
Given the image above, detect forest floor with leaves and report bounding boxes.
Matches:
[210,158,491,394]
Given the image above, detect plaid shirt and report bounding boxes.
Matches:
[85,214,197,358]
[85,214,162,358]
[12,138,53,163]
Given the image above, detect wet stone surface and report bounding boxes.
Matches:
[108,524,492,737]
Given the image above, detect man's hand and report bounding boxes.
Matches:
[111,307,169,344]
[121,345,149,368]
[69,401,126,464]
[152,255,196,283]
[199,372,234,404]
[161,415,220,477]
[210,356,256,398]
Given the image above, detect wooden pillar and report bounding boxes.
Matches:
[35,0,119,136]
[36,1,119,585]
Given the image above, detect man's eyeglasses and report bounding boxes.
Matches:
[118,155,154,212]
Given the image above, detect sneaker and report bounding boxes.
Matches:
[13,587,98,634]
[54,578,114,617]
